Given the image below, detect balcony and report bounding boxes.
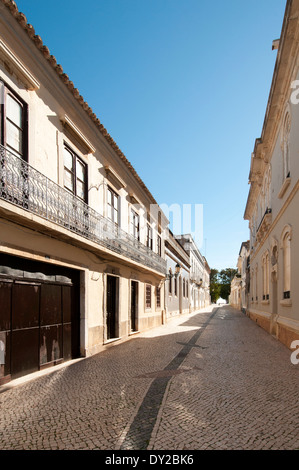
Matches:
[190,272,203,286]
[256,208,272,243]
[0,145,166,274]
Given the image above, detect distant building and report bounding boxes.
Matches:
[230,241,250,312]
[164,230,190,319]
[230,275,242,310]
[203,258,211,307]
[175,234,210,312]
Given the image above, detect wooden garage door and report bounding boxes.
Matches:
[0,278,79,384]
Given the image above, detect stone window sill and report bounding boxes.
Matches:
[278,176,291,199]
[104,337,121,345]
[261,300,270,305]
[280,298,292,307]
[129,330,140,336]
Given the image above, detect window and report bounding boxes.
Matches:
[157,234,162,256]
[283,232,291,299]
[186,280,188,298]
[146,284,151,309]
[255,265,258,301]
[169,272,172,295]
[156,286,161,309]
[250,271,255,302]
[158,210,162,234]
[282,112,291,180]
[63,145,87,202]
[131,209,140,240]
[131,209,140,241]
[146,223,153,250]
[262,253,270,300]
[0,80,27,160]
[107,186,119,225]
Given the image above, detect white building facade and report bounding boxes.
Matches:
[164,230,190,319]
[175,234,210,312]
[0,1,168,384]
[244,0,299,349]
[230,241,250,312]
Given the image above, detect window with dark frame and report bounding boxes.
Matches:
[146,223,153,250]
[107,186,119,225]
[146,284,151,309]
[283,232,291,300]
[0,80,27,160]
[157,234,162,256]
[131,209,140,241]
[156,286,161,309]
[183,278,185,297]
[63,145,87,202]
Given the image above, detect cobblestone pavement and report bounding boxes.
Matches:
[0,305,298,450]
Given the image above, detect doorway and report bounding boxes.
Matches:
[131,281,138,332]
[270,245,278,336]
[106,275,118,340]
[0,253,80,384]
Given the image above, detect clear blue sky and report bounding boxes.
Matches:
[15,0,286,271]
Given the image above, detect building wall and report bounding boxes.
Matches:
[244,0,299,349]
[175,234,210,312]
[230,277,241,310]
[165,253,189,318]
[0,1,167,382]
[0,217,164,357]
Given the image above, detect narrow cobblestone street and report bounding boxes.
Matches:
[0,305,298,450]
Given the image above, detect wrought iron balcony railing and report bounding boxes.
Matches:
[0,145,166,274]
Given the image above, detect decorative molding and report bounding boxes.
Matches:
[256,209,272,243]
[104,165,126,189]
[129,192,142,206]
[280,223,292,244]
[0,38,40,90]
[278,176,291,199]
[61,115,96,154]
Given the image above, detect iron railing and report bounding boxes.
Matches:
[257,207,272,233]
[0,145,166,274]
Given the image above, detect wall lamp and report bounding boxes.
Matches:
[165,263,181,280]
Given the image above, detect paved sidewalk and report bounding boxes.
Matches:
[0,305,298,450]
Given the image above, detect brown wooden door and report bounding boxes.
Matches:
[0,278,80,384]
[39,284,63,368]
[0,280,12,383]
[11,281,40,379]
